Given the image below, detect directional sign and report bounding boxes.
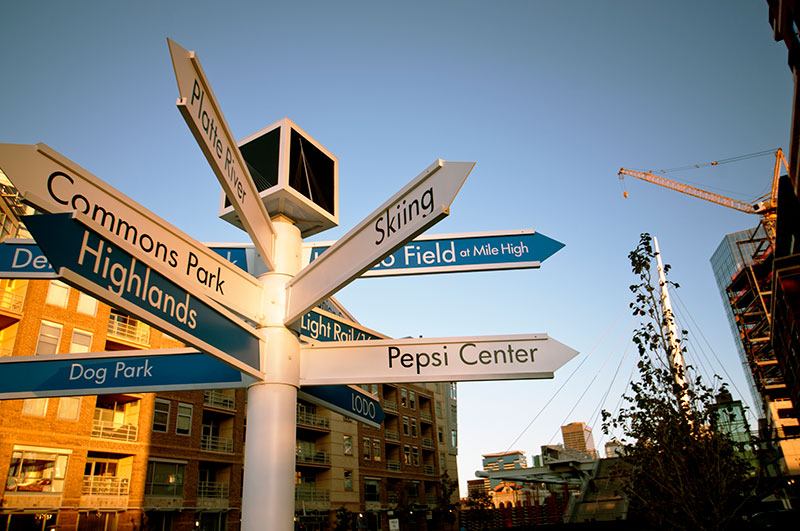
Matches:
[285,159,475,324]
[299,307,387,342]
[298,385,385,429]
[168,38,276,271]
[0,143,264,323]
[23,213,263,378]
[0,349,256,399]
[300,334,578,385]
[304,229,565,276]
[0,239,57,278]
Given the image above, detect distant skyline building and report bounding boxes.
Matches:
[481,451,527,491]
[561,422,596,458]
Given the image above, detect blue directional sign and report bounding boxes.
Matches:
[0,239,57,278]
[298,385,384,428]
[307,229,564,276]
[23,213,262,376]
[299,307,386,342]
[0,349,256,399]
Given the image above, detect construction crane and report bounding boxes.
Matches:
[618,148,789,244]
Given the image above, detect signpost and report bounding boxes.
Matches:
[0,348,256,399]
[298,385,385,429]
[0,142,265,322]
[168,38,277,272]
[284,159,475,324]
[0,239,57,278]
[299,307,386,342]
[304,229,565,276]
[23,212,262,378]
[300,334,578,385]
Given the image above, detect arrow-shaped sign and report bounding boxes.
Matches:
[0,239,57,278]
[304,229,565,276]
[0,348,256,399]
[300,334,578,385]
[298,385,385,429]
[168,38,277,272]
[23,213,262,378]
[285,159,475,324]
[299,307,387,342]
[0,143,264,323]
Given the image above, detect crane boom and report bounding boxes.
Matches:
[617,168,760,214]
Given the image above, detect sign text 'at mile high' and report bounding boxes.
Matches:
[23,212,262,377]
[0,142,264,323]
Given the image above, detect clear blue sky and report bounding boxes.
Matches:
[1,1,791,496]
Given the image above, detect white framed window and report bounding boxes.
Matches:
[402,416,409,436]
[401,389,408,408]
[362,437,371,460]
[343,434,353,456]
[412,446,419,466]
[176,403,192,436]
[6,447,70,493]
[409,391,416,410]
[35,321,62,355]
[372,439,381,462]
[77,292,98,315]
[69,329,93,353]
[153,399,170,432]
[21,398,48,417]
[344,470,353,491]
[57,397,81,421]
[45,280,69,307]
[451,429,458,448]
[410,418,418,438]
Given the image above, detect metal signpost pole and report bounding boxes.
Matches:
[242,217,302,531]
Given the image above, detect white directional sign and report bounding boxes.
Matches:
[168,38,277,272]
[0,143,264,323]
[284,159,475,324]
[299,334,578,385]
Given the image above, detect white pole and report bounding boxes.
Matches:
[653,237,688,405]
[242,217,302,531]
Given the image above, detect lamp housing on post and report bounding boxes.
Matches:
[219,117,338,237]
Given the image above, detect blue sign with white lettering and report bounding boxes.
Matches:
[23,213,261,373]
[0,350,254,399]
[0,240,56,278]
[300,308,384,342]
[298,385,385,428]
[308,230,564,276]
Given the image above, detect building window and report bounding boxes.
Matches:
[6,448,70,493]
[435,383,441,393]
[35,321,62,355]
[440,452,447,470]
[176,403,192,436]
[450,404,457,421]
[412,446,419,466]
[410,418,418,438]
[364,478,380,502]
[401,389,408,408]
[76,292,98,315]
[407,481,419,502]
[409,391,416,410]
[450,382,457,399]
[436,401,443,418]
[45,280,69,307]
[372,439,382,462]
[344,470,353,491]
[343,434,353,456]
[403,445,411,465]
[145,460,185,496]
[451,429,458,448]
[402,416,409,436]
[438,427,444,444]
[363,437,371,460]
[70,329,93,353]
[57,397,81,421]
[153,399,170,432]
[21,398,48,417]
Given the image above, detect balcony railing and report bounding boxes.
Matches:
[0,289,24,312]
[91,420,138,442]
[296,410,330,430]
[82,476,130,496]
[383,400,398,413]
[204,390,235,410]
[386,460,402,472]
[201,434,234,453]
[422,437,434,448]
[295,485,330,502]
[198,481,230,499]
[296,451,330,466]
[424,465,436,476]
[426,494,437,506]
[388,492,401,504]
[420,411,432,422]
[107,314,150,344]
[385,430,400,442]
